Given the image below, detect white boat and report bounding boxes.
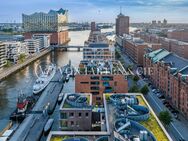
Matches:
[44,118,54,135]
[33,64,56,94]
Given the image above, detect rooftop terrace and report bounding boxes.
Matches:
[60,93,92,110]
[47,93,172,141]
[77,60,128,75]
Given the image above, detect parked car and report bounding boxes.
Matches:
[152,89,156,93]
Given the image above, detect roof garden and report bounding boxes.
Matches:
[60,93,92,110]
[104,93,172,141]
[49,135,109,141]
[77,60,128,75]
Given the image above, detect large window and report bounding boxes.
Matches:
[61,112,67,119]
[69,112,74,117]
[91,86,99,90]
[91,76,100,80]
[91,81,100,85]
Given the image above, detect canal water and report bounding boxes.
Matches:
[0,30,91,130]
[0,28,116,131]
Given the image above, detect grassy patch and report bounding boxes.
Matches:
[51,136,69,141]
[63,102,72,108]
[137,96,169,141]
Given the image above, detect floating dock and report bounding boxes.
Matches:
[9,67,65,141]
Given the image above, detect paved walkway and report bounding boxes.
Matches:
[0,49,51,81]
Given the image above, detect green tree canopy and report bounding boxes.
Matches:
[159,111,172,126]
[140,85,149,95]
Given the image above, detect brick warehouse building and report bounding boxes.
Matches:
[144,49,188,118]
[138,32,188,59]
[75,60,128,105]
[123,36,148,66]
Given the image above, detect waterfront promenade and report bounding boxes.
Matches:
[0,49,51,81]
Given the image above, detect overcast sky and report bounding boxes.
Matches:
[0,0,188,23]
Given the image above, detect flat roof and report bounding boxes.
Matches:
[60,93,92,110]
[47,93,172,141]
[77,60,128,75]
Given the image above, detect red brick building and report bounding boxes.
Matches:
[168,29,188,42]
[144,49,188,119]
[137,32,188,59]
[116,13,129,36]
[123,37,148,66]
[75,60,128,105]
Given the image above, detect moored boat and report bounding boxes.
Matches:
[33,64,56,94]
[44,118,54,135]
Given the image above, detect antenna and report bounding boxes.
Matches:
[120,6,122,14]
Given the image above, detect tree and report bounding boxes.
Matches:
[133,75,140,82]
[159,111,172,126]
[129,85,140,93]
[18,53,26,63]
[140,85,149,95]
[115,50,121,59]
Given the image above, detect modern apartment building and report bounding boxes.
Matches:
[75,60,128,105]
[0,42,7,69]
[116,13,129,36]
[25,39,41,54]
[83,43,115,61]
[59,93,92,131]
[32,34,50,49]
[123,36,148,66]
[23,8,69,45]
[4,41,29,63]
[144,49,188,119]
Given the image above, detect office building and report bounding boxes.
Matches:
[75,60,128,105]
[23,8,69,45]
[116,13,129,36]
[0,42,7,69]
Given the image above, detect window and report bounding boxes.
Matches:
[80,82,89,84]
[78,113,82,117]
[96,97,101,100]
[101,76,113,81]
[85,112,89,117]
[91,92,99,95]
[69,112,74,117]
[70,121,74,126]
[90,86,99,90]
[91,81,100,85]
[114,81,117,86]
[91,76,100,80]
[61,112,67,119]
[61,121,68,127]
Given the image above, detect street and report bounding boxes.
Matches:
[116,45,188,141]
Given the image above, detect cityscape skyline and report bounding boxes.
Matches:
[1,0,188,23]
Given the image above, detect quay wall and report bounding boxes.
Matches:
[0,49,52,81]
